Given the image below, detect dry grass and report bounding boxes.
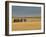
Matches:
[12,19,41,31]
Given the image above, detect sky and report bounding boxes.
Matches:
[12,6,41,17]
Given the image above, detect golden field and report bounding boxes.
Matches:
[12,17,41,31]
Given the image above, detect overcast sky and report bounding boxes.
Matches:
[12,6,41,17]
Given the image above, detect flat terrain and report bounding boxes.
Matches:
[12,18,41,31]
